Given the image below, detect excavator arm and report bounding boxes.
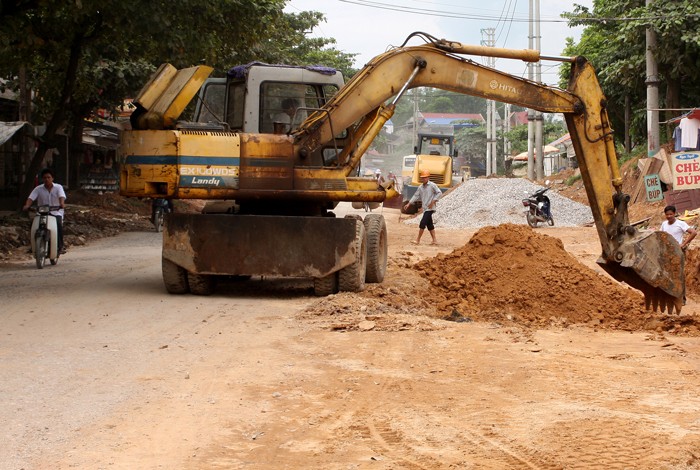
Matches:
[293,35,683,313]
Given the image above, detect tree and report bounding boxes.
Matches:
[455,123,488,175]
[504,121,567,155]
[0,0,355,204]
[562,0,700,149]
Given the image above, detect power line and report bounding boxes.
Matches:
[337,0,700,23]
[496,0,518,46]
[337,0,567,22]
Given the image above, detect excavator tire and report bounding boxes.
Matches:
[189,273,215,295]
[314,272,339,296]
[162,258,189,294]
[339,219,367,292]
[363,214,387,283]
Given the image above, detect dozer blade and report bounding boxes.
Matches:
[598,230,684,315]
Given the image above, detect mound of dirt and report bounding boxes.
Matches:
[302,224,700,335]
[299,256,446,332]
[68,189,151,215]
[684,248,700,297]
[414,224,700,334]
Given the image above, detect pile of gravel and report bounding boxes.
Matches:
[404,178,594,228]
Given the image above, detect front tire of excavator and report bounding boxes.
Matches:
[339,220,367,292]
[189,273,215,296]
[162,258,189,294]
[314,272,339,296]
[364,214,387,283]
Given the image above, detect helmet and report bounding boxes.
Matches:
[419,169,430,178]
[375,169,382,175]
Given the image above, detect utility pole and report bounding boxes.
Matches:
[526,0,535,180]
[412,89,418,152]
[645,0,660,156]
[481,27,496,175]
[504,103,511,170]
[534,0,544,179]
[491,101,499,174]
[486,98,492,175]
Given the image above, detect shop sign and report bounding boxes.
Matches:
[643,174,663,202]
[671,151,700,190]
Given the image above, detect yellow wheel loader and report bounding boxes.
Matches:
[120,32,684,312]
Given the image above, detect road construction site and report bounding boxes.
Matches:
[2,180,700,468]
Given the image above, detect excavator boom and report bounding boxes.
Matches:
[290,39,683,313]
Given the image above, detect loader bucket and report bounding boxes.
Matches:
[598,230,684,314]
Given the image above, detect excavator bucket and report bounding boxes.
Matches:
[598,230,685,314]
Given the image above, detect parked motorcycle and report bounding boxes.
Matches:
[522,186,554,228]
[30,205,61,268]
[152,199,172,232]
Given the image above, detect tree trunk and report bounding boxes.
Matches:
[19,32,84,208]
[69,103,94,190]
[665,75,681,121]
[624,95,631,154]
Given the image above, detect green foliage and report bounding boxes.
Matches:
[391,88,490,129]
[425,96,456,113]
[561,0,700,149]
[503,120,567,154]
[0,0,355,123]
[0,0,356,201]
[565,173,582,186]
[455,123,488,161]
[616,142,647,166]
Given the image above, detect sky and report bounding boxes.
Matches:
[285,0,594,86]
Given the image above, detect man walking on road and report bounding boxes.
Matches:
[404,169,441,245]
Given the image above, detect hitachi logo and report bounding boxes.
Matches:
[191,177,220,186]
[489,79,519,94]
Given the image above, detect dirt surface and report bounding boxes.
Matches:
[3,194,700,469]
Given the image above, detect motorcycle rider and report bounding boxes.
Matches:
[151,197,174,223]
[22,168,66,254]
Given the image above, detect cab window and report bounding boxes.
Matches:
[260,82,340,134]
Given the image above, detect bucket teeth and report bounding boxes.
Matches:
[644,288,682,315]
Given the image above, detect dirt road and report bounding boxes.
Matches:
[2,207,700,469]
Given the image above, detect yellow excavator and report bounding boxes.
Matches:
[120,32,684,313]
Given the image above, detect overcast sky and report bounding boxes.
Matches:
[285,0,594,85]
